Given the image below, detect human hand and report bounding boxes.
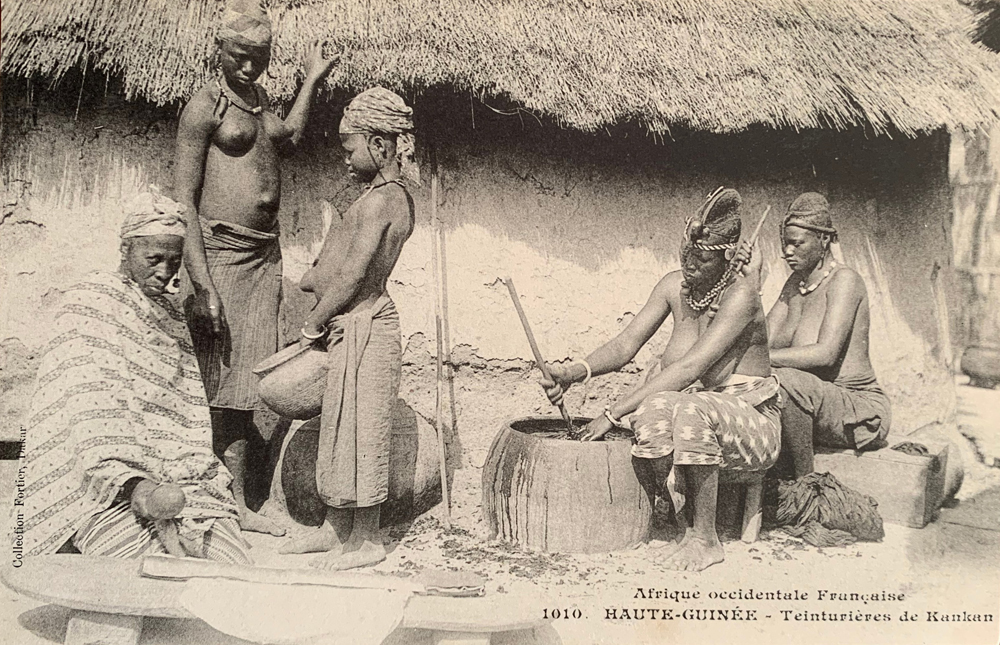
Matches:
[304,41,340,81]
[299,322,327,349]
[192,286,227,337]
[581,415,614,442]
[131,480,186,520]
[736,240,763,287]
[538,363,579,405]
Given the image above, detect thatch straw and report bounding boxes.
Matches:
[4,0,1000,135]
[970,0,1000,51]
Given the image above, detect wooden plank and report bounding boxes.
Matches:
[2,556,546,635]
[2,556,189,618]
[402,595,546,633]
[65,611,143,645]
[813,439,948,528]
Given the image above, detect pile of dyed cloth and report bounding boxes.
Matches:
[773,472,884,547]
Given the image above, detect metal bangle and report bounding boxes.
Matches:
[300,324,327,340]
[604,406,628,429]
[573,359,593,385]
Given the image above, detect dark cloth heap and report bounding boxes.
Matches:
[772,472,884,547]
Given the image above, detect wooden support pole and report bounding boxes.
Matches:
[430,143,452,529]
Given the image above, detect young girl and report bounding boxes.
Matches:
[281,87,417,570]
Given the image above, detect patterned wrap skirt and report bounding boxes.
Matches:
[629,374,782,471]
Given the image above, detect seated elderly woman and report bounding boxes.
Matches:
[16,189,251,563]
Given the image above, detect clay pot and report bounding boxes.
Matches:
[961,346,1000,389]
[277,399,444,527]
[253,343,329,420]
[482,416,653,553]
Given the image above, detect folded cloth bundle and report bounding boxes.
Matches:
[773,472,885,547]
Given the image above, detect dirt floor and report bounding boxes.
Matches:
[1,366,999,644]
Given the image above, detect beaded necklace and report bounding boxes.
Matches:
[798,260,839,295]
[217,76,263,115]
[685,265,734,312]
[361,178,406,198]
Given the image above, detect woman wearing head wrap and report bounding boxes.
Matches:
[275,88,417,570]
[740,193,890,478]
[14,190,251,564]
[538,188,779,573]
[172,0,338,536]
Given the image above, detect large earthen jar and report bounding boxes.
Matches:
[482,416,653,553]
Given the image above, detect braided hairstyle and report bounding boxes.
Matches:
[681,188,743,313]
[682,187,742,268]
[781,192,837,248]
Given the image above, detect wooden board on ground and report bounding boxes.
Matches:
[813,436,948,529]
[1,555,553,645]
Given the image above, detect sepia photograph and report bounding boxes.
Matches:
[1,1,1000,643]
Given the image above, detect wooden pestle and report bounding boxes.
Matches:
[707,205,772,320]
[503,277,576,434]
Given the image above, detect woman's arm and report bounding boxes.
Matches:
[300,197,390,341]
[282,45,338,147]
[541,273,676,399]
[769,270,863,370]
[609,280,759,420]
[173,90,226,335]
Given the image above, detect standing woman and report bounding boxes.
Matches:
[173,0,337,534]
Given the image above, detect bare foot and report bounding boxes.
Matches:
[664,536,724,572]
[648,532,688,560]
[240,509,287,536]
[279,522,345,555]
[310,540,386,571]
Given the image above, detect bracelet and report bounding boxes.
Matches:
[573,359,593,385]
[301,324,327,340]
[604,405,629,429]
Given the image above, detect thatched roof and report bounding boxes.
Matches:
[4,0,1000,136]
[969,0,1000,50]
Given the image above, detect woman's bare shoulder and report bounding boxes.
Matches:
[178,83,222,130]
[829,264,866,294]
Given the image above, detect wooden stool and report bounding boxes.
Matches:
[718,470,765,543]
[2,556,556,645]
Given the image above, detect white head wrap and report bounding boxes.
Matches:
[120,187,187,239]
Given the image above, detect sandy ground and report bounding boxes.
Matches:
[1,369,999,645]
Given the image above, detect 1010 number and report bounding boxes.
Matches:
[542,608,583,619]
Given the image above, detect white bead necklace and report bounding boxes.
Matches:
[798,261,839,295]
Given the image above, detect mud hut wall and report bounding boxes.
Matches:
[0,96,956,440]
[950,125,1000,350]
